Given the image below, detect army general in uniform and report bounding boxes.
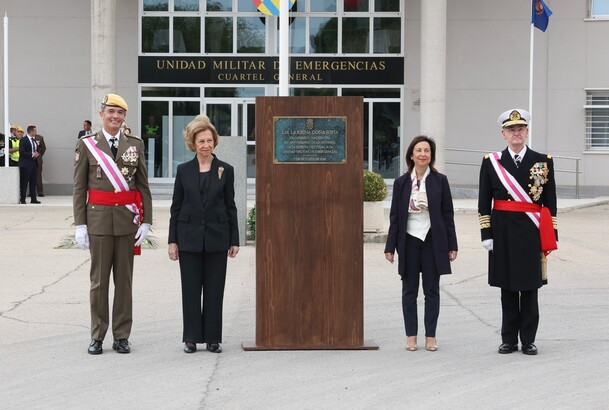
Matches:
[478,109,557,356]
[73,94,153,355]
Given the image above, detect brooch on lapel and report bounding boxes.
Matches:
[218,166,224,180]
[528,162,549,201]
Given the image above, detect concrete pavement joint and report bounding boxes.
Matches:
[0,315,88,330]
[200,354,222,409]
[441,286,495,329]
[444,271,487,286]
[0,259,90,319]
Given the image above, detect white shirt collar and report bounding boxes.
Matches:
[101,128,120,144]
[508,146,527,159]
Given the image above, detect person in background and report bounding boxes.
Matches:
[33,130,46,197]
[19,125,41,204]
[478,109,557,356]
[385,135,458,352]
[168,114,239,354]
[0,132,5,167]
[73,94,153,355]
[77,120,92,138]
[8,125,22,167]
[143,115,162,177]
[121,124,132,136]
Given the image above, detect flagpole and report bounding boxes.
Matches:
[528,22,534,148]
[3,13,9,167]
[278,0,289,96]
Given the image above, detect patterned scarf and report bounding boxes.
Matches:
[408,167,430,213]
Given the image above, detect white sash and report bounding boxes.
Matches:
[488,151,540,228]
[82,136,140,224]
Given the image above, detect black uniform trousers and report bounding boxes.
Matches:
[501,288,539,345]
[402,232,440,337]
[179,250,228,344]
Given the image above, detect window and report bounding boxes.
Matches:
[591,0,609,17]
[585,90,609,150]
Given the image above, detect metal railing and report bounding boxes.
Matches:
[445,148,582,198]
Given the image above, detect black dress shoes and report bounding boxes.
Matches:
[498,342,518,354]
[19,200,26,204]
[206,343,222,353]
[31,200,41,204]
[88,339,103,355]
[184,342,197,353]
[112,339,131,353]
[522,343,538,355]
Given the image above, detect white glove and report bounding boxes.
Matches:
[75,224,89,250]
[135,223,151,247]
[482,239,494,252]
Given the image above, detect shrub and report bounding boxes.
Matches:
[247,206,256,240]
[363,169,388,202]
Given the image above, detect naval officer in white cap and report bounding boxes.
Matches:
[477,108,558,356]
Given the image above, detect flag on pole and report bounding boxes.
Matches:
[532,0,552,32]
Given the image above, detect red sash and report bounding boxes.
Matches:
[493,199,557,254]
[88,189,144,255]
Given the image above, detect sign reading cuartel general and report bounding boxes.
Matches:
[274,116,346,164]
[138,56,403,85]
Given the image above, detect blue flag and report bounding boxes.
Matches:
[532,0,553,32]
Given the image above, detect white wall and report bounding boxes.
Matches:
[0,0,138,194]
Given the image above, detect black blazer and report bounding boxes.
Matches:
[168,154,239,253]
[18,136,38,170]
[384,170,458,276]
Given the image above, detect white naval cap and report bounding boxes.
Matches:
[497,109,530,128]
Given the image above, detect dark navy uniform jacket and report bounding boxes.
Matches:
[478,147,558,291]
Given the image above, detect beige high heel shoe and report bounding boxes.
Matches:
[425,337,437,351]
[406,336,418,351]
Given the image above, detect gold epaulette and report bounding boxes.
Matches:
[478,213,491,229]
[547,154,552,159]
[484,154,489,159]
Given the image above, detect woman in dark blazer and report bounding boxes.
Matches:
[168,114,239,354]
[384,135,458,352]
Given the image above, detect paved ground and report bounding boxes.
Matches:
[1,197,608,409]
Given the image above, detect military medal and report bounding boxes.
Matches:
[529,162,549,201]
[96,166,102,179]
[121,146,139,164]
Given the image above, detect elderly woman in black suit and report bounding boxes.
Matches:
[168,114,239,354]
[384,135,458,352]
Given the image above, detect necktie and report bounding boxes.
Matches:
[514,154,521,168]
[109,138,118,158]
[31,138,37,152]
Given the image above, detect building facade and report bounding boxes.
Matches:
[1,0,608,196]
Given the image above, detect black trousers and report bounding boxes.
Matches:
[179,250,228,344]
[500,288,539,345]
[402,232,440,337]
[19,165,38,202]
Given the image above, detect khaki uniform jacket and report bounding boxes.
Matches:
[73,132,153,236]
[33,134,46,167]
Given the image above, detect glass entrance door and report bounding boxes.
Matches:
[204,99,256,176]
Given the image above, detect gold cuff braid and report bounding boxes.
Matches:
[479,213,491,229]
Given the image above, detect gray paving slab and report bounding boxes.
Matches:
[0,197,608,409]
